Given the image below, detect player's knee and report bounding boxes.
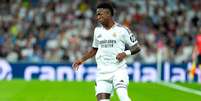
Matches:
[97,93,110,101]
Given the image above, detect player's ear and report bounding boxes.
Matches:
[105,9,112,17]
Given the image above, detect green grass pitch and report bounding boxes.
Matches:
[0,80,200,101]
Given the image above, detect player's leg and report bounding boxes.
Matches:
[95,80,113,101]
[113,67,131,101]
[116,87,131,101]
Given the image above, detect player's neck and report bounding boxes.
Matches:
[103,20,115,30]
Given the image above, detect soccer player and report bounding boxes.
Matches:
[72,2,140,101]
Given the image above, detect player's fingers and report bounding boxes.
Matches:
[74,66,78,71]
[118,57,123,61]
[116,54,120,60]
[73,66,78,71]
[116,54,123,61]
[72,62,76,68]
[72,63,79,71]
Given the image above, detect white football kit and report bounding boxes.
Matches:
[92,23,138,95]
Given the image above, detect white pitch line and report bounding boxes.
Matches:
[158,82,201,96]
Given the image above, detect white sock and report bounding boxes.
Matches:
[116,88,131,101]
[100,99,110,101]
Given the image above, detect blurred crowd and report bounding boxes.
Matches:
[0,0,200,64]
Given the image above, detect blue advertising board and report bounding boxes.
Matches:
[0,59,201,82]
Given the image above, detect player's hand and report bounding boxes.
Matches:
[72,59,83,71]
[116,52,127,62]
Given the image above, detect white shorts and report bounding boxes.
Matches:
[95,66,129,95]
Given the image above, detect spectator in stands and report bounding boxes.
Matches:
[0,0,200,64]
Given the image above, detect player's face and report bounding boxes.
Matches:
[96,8,110,25]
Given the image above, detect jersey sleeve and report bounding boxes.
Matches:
[122,27,138,46]
[92,28,98,48]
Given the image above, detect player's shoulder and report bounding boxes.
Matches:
[115,23,124,28]
[115,23,132,35]
[115,23,130,31]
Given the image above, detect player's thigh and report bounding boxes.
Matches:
[95,80,113,96]
[113,68,129,89]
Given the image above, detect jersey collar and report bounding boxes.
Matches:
[101,22,118,30]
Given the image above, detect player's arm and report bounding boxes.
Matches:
[129,43,141,55]
[116,28,141,62]
[116,43,140,61]
[72,47,98,71]
[73,27,98,70]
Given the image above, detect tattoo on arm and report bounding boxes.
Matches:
[129,43,141,55]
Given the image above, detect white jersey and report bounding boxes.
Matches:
[92,23,138,73]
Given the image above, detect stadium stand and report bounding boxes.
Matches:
[0,0,200,64]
